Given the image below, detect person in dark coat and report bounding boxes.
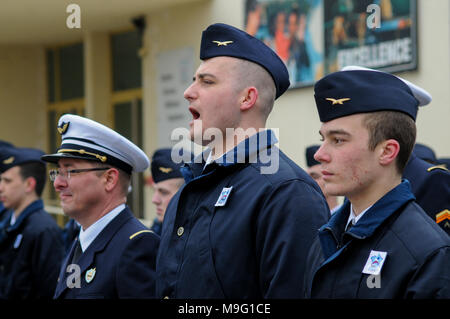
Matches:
[0,145,64,299]
[305,145,341,214]
[403,152,450,235]
[149,148,191,236]
[41,114,159,299]
[156,23,329,299]
[304,65,450,298]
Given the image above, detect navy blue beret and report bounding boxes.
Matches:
[200,23,290,99]
[314,66,432,122]
[305,145,320,167]
[438,158,450,169]
[0,146,45,173]
[413,143,437,163]
[151,148,193,183]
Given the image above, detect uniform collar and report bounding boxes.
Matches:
[78,203,125,252]
[181,129,277,183]
[4,199,43,233]
[319,180,415,259]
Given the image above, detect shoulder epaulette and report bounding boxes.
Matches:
[427,165,448,172]
[129,230,154,240]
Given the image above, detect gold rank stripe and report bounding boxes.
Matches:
[436,209,450,224]
[129,230,154,240]
[427,165,448,172]
[58,149,107,162]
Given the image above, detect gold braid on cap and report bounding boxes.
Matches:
[57,149,107,162]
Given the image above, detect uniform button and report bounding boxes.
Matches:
[177,226,184,237]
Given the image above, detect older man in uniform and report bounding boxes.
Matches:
[0,145,64,298]
[42,114,159,299]
[304,66,450,298]
[156,23,329,299]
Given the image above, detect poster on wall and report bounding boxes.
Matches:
[156,47,194,148]
[245,0,417,89]
[245,0,324,89]
[323,0,417,74]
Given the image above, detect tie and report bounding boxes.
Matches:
[345,220,354,232]
[71,238,83,264]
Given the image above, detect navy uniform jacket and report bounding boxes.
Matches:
[54,207,159,299]
[304,180,450,298]
[403,154,450,235]
[156,130,330,298]
[0,200,64,299]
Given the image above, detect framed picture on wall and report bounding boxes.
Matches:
[245,0,418,90]
[245,0,324,89]
[323,0,418,74]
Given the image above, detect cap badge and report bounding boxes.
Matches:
[85,267,96,283]
[2,156,14,164]
[212,40,233,46]
[57,121,70,134]
[326,98,351,105]
[159,167,173,174]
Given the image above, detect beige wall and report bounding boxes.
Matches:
[0,45,47,150]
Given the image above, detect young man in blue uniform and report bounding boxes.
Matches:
[156,23,329,298]
[305,145,340,214]
[149,148,191,236]
[304,66,450,298]
[41,114,159,299]
[0,145,64,298]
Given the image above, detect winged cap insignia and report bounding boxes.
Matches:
[326,98,351,105]
[159,167,173,174]
[212,40,234,46]
[2,156,14,164]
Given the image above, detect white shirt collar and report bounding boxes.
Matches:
[10,212,16,226]
[346,203,373,230]
[78,203,125,252]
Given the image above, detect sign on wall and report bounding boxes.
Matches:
[323,0,417,74]
[156,47,194,147]
[245,0,417,89]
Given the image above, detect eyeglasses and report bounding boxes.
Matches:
[49,167,110,182]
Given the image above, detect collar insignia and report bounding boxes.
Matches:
[2,156,14,165]
[326,98,351,105]
[57,121,70,134]
[159,167,173,174]
[213,40,233,46]
[436,209,450,224]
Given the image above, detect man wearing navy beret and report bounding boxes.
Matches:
[305,145,340,214]
[0,144,64,298]
[156,23,329,298]
[42,114,159,299]
[149,148,191,235]
[304,66,450,298]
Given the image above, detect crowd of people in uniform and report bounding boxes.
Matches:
[0,22,449,299]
